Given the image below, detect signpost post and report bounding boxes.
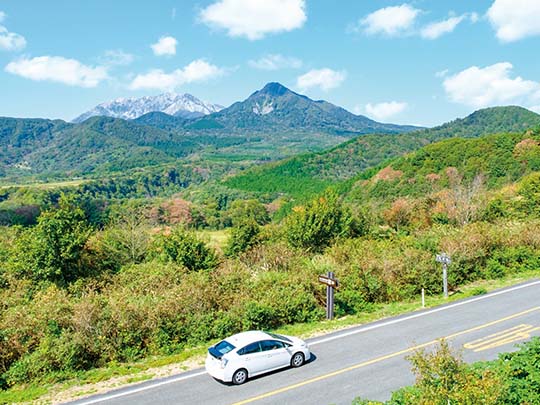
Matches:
[318,272,338,320]
[436,253,451,299]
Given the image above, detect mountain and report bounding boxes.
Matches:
[184,82,421,135]
[224,106,540,198]
[72,93,224,123]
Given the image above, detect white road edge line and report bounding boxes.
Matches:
[309,279,540,346]
[74,371,207,405]
[71,279,540,404]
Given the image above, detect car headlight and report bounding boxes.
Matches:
[220,358,228,368]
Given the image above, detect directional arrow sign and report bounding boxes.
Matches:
[318,274,339,288]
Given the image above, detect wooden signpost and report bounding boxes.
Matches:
[318,272,339,320]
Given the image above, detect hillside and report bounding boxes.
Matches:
[0,116,180,179]
[347,129,540,204]
[224,106,540,197]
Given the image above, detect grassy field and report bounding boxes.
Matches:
[0,179,89,190]
[2,269,538,404]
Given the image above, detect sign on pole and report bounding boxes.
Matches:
[318,272,338,320]
[436,253,451,298]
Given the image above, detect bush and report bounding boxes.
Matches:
[8,196,92,285]
[152,227,219,271]
[225,220,261,257]
[498,337,540,404]
[284,191,356,252]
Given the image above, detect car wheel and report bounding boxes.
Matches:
[232,368,248,385]
[291,352,305,368]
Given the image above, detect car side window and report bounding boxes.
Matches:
[261,340,285,351]
[238,342,261,355]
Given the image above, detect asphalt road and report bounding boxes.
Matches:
[69,279,540,405]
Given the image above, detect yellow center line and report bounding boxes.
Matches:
[231,306,540,405]
[464,324,540,351]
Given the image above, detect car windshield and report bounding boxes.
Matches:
[264,332,292,343]
[215,340,235,355]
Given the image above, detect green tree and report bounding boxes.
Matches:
[152,227,219,271]
[10,196,92,285]
[284,191,356,252]
[225,199,270,227]
[225,220,261,257]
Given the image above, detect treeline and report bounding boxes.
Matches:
[0,163,233,226]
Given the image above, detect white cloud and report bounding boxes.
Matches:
[529,105,540,114]
[151,36,177,56]
[362,101,408,121]
[421,15,466,39]
[296,68,346,91]
[100,49,134,66]
[435,69,449,78]
[5,56,108,87]
[248,54,302,70]
[129,59,225,91]
[359,4,420,36]
[487,0,540,42]
[442,62,540,108]
[0,25,26,51]
[469,12,480,23]
[199,0,306,40]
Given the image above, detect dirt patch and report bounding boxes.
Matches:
[41,356,205,404]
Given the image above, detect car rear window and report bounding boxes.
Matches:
[215,340,235,355]
[209,340,235,359]
[265,332,292,343]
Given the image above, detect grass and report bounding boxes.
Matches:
[2,270,538,404]
[0,179,88,190]
[0,384,48,404]
[197,229,230,252]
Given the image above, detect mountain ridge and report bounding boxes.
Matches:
[72,93,224,123]
[184,82,422,135]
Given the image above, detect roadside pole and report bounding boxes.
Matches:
[327,271,335,320]
[318,272,339,320]
[436,253,452,299]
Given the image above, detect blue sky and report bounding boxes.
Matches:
[1,0,540,126]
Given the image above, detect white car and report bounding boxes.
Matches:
[205,330,310,385]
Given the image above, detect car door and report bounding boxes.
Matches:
[260,340,291,370]
[237,341,267,375]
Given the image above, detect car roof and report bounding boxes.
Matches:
[224,330,272,348]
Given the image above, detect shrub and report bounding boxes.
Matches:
[225,220,261,257]
[8,196,92,285]
[152,227,219,271]
[284,191,356,252]
[498,337,540,404]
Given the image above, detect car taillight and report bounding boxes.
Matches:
[220,358,228,368]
